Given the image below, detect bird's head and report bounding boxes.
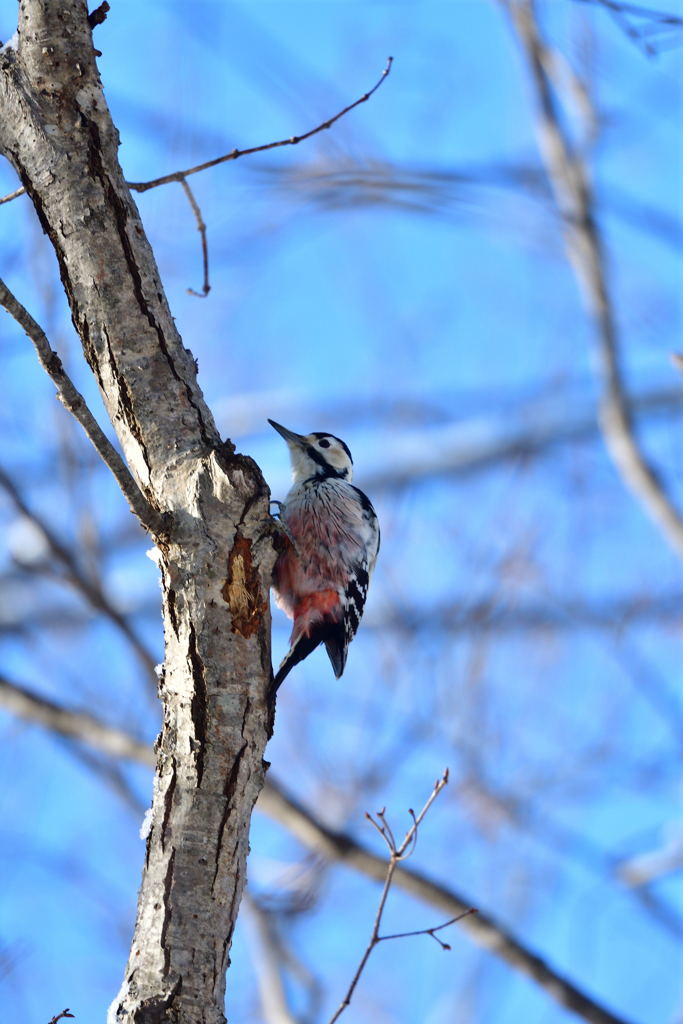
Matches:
[268,419,354,483]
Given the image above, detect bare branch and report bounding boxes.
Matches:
[245,894,303,1024]
[328,771,465,1024]
[0,681,632,1024]
[179,179,210,298]
[126,58,393,194]
[360,387,683,491]
[506,0,683,563]
[261,778,634,1024]
[0,466,159,683]
[47,1011,75,1024]
[370,589,683,636]
[0,185,25,205]
[0,279,166,536]
[579,0,683,19]
[594,0,657,56]
[0,675,155,765]
[0,57,392,208]
[380,910,478,950]
[573,0,683,56]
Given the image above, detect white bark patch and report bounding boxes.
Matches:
[139,806,154,840]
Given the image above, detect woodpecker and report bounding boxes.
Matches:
[269,419,380,694]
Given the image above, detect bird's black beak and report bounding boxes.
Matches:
[268,419,307,448]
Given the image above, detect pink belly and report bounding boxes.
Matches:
[273,507,353,619]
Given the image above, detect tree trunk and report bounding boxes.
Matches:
[0,3,277,1020]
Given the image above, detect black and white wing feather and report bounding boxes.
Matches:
[324,490,379,678]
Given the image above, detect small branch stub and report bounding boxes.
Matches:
[87,1,110,29]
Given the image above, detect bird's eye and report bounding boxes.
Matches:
[318,439,331,448]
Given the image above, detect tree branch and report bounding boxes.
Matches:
[47,1011,75,1024]
[125,57,393,193]
[359,387,683,491]
[379,913,475,949]
[0,184,25,205]
[328,773,476,1023]
[505,0,683,564]
[260,778,634,1024]
[0,677,633,1023]
[179,179,210,298]
[244,894,303,1024]
[573,0,683,57]
[0,57,393,206]
[0,675,154,764]
[0,465,159,683]
[0,279,166,536]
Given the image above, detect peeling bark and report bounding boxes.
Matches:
[0,4,277,1021]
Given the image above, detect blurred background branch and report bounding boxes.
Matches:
[506,0,683,562]
[0,675,633,1024]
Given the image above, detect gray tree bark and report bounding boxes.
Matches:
[0,3,277,1021]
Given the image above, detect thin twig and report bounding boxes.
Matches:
[328,862,392,1022]
[127,57,393,194]
[599,0,657,56]
[260,776,634,1024]
[0,279,166,537]
[0,57,393,207]
[380,910,478,950]
[506,0,683,564]
[0,685,634,1024]
[328,771,467,1024]
[48,1011,75,1024]
[574,0,683,23]
[573,0,683,56]
[179,179,210,298]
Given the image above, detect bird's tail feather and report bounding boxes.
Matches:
[270,622,347,697]
[324,631,346,678]
[270,633,322,696]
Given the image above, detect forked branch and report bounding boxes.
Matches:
[141,57,392,296]
[0,57,393,297]
[0,681,632,1024]
[506,0,683,564]
[0,57,393,205]
[573,0,683,57]
[0,467,159,684]
[328,770,477,1023]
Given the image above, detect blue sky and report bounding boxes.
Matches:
[1,1,683,1022]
